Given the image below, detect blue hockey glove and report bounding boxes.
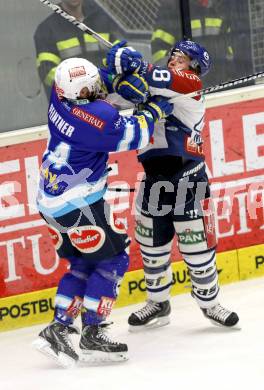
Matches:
[141,96,174,122]
[113,73,149,104]
[107,40,143,74]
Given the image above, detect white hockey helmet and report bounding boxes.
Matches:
[55,57,104,100]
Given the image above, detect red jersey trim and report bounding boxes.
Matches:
[170,69,202,100]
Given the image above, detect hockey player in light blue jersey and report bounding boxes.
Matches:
[107,40,239,331]
[33,57,173,367]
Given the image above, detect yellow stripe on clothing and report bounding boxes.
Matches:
[37,52,61,67]
[44,66,57,86]
[205,18,222,28]
[119,81,145,97]
[191,19,202,29]
[152,29,175,45]
[84,33,110,43]
[153,49,168,63]
[57,37,80,51]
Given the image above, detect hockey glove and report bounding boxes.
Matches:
[141,96,173,122]
[107,40,143,74]
[113,73,149,104]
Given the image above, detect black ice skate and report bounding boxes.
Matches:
[202,304,239,327]
[128,300,171,331]
[79,322,128,363]
[32,321,79,368]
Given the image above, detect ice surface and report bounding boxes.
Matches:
[0,277,263,390]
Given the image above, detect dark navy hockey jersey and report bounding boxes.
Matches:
[138,63,205,164]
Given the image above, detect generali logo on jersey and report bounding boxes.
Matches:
[69,66,86,79]
[71,107,106,130]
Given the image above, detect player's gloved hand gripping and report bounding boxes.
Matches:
[107,40,143,74]
[113,73,149,104]
[140,96,174,122]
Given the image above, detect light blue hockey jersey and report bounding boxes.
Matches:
[37,73,154,217]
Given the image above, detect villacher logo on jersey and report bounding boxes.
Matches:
[68,225,106,253]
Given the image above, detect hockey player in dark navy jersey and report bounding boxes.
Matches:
[33,57,173,367]
[107,40,239,331]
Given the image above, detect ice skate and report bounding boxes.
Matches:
[79,322,128,363]
[202,304,239,327]
[32,321,79,368]
[128,300,171,331]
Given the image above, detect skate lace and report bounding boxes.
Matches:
[97,327,118,345]
[60,328,76,352]
[207,304,231,321]
[135,301,160,320]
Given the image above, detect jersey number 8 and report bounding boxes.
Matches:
[152,69,171,82]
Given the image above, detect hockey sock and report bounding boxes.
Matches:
[183,249,219,308]
[54,257,91,325]
[82,251,129,326]
[140,241,173,302]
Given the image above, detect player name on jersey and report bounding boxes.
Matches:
[48,104,75,137]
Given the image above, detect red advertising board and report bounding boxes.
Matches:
[0,96,263,298]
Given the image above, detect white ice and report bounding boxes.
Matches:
[0,277,263,390]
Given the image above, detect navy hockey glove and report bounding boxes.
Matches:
[141,96,173,122]
[113,73,149,104]
[107,40,143,74]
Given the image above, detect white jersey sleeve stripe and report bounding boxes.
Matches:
[116,121,135,151]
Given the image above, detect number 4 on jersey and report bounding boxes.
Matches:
[48,142,71,169]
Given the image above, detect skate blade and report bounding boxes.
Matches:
[32,337,78,368]
[80,349,128,364]
[208,318,241,330]
[129,316,170,332]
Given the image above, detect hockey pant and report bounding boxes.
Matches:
[40,199,130,261]
[135,174,219,309]
[40,199,130,325]
[54,251,129,326]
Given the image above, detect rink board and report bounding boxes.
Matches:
[1,243,264,331]
[0,85,264,331]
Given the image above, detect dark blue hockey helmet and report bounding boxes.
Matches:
[169,40,212,77]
